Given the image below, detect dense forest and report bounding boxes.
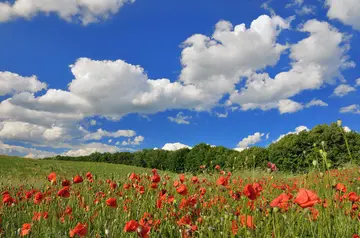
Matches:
[48,123,360,173]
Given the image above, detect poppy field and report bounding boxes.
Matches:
[1,156,360,237]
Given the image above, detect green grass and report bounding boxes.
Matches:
[0,155,162,187]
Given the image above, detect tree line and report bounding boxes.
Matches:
[48,123,360,173]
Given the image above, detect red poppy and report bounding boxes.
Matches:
[240,215,255,229]
[47,172,57,184]
[176,184,188,196]
[199,187,206,196]
[109,182,117,190]
[179,174,186,183]
[294,188,319,208]
[124,220,139,232]
[177,215,192,226]
[73,175,83,184]
[150,183,158,189]
[231,220,238,235]
[151,174,161,183]
[62,179,71,186]
[335,183,347,193]
[57,187,70,198]
[106,198,117,208]
[33,192,44,204]
[216,176,228,186]
[173,180,180,187]
[215,165,221,170]
[270,193,292,210]
[20,223,31,236]
[191,176,199,184]
[349,192,358,202]
[65,206,73,215]
[69,223,87,237]
[123,184,131,190]
[137,225,150,238]
[243,184,258,200]
[2,194,15,205]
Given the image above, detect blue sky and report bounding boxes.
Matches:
[0,0,359,157]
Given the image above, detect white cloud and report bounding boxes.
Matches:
[168,112,192,125]
[0,0,135,25]
[0,71,47,96]
[278,99,304,114]
[343,126,351,132]
[121,135,144,146]
[356,78,360,87]
[62,142,120,157]
[215,112,228,118]
[162,142,191,151]
[230,20,354,112]
[90,120,97,126]
[333,84,356,97]
[179,15,290,103]
[0,140,56,158]
[108,139,112,143]
[285,0,304,8]
[84,128,136,141]
[295,5,316,15]
[275,125,309,142]
[305,99,329,108]
[340,104,360,114]
[236,132,265,150]
[326,0,360,30]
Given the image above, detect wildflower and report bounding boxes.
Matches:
[176,184,188,196]
[73,175,83,184]
[69,223,88,237]
[62,179,71,186]
[335,183,347,193]
[47,172,57,184]
[106,198,117,208]
[216,176,228,186]
[294,188,319,208]
[124,220,139,232]
[33,192,44,204]
[231,220,238,235]
[270,193,292,210]
[57,187,70,198]
[20,223,31,236]
[240,215,255,229]
[215,165,221,170]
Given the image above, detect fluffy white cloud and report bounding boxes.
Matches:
[343,126,351,132]
[326,0,360,30]
[236,132,265,150]
[305,99,329,108]
[215,112,228,118]
[278,99,304,114]
[295,5,316,15]
[356,78,360,87]
[90,120,97,126]
[0,0,135,25]
[62,142,120,157]
[179,15,290,102]
[121,135,144,146]
[0,140,56,158]
[83,128,136,141]
[230,20,354,112]
[162,142,191,151]
[340,104,360,114]
[0,71,47,96]
[333,84,356,97]
[168,112,192,125]
[275,125,309,142]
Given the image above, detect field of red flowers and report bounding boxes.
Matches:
[1,164,360,237]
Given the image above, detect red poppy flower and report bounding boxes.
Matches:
[106,198,117,208]
[137,225,150,238]
[123,184,131,189]
[20,223,31,236]
[150,183,158,189]
[294,188,319,208]
[240,215,255,229]
[191,176,199,184]
[349,192,358,202]
[179,174,186,183]
[33,192,44,204]
[215,165,221,170]
[62,179,71,187]
[176,184,188,196]
[151,174,161,183]
[109,182,117,190]
[47,172,57,184]
[124,220,139,232]
[216,176,228,186]
[270,193,292,210]
[173,180,180,187]
[73,175,83,184]
[177,215,192,226]
[65,206,73,215]
[199,187,206,196]
[57,187,70,198]
[243,184,258,200]
[231,220,239,235]
[335,183,347,193]
[69,223,87,237]
[2,194,15,205]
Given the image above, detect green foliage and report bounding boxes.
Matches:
[48,123,360,173]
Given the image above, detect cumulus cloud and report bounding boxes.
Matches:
[305,99,329,108]
[230,20,354,112]
[275,125,309,142]
[0,0,135,25]
[356,78,360,87]
[326,0,360,30]
[236,132,265,151]
[121,135,144,146]
[340,104,360,114]
[278,99,304,114]
[0,140,56,158]
[333,84,356,97]
[168,112,192,125]
[343,126,351,132]
[0,71,47,96]
[162,142,191,151]
[62,142,120,157]
[83,128,136,141]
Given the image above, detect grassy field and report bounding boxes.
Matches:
[0,155,157,187]
[1,155,360,237]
